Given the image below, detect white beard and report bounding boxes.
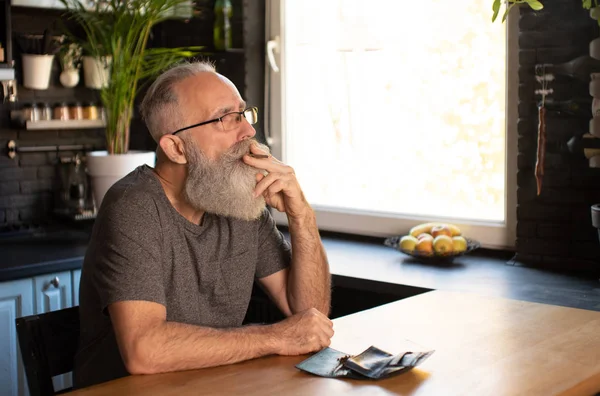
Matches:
[182,138,269,221]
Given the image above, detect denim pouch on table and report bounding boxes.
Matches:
[295,346,434,380]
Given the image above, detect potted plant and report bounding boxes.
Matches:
[60,0,202,206]
[58,41,82,88]
[491,0,600,23]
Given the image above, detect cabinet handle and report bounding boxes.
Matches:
[50,277,60,288]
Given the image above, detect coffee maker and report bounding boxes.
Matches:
[55,153,96,220]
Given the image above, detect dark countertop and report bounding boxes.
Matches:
[322,236,600,312]
[0,229,90,282]
[2,229,600,312]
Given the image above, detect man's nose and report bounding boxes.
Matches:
[238,119,256,141]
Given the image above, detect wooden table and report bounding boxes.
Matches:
[67,290,600,396]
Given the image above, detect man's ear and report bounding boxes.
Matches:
[159,135,188,165]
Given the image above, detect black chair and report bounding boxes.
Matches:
[15,306,80,396]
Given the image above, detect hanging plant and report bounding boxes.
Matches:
[491,0,600,24]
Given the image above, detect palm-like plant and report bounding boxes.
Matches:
[60,0,202,154]
[492,0,600,23]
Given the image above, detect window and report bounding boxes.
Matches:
[266,0,518,249]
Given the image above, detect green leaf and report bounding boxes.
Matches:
[524,0,544,10]
[492,0,501,22]
[59,0,205,154]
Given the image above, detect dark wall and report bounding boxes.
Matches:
[515,1,600,271]
[0,7,105,231]
[0,0,264,231]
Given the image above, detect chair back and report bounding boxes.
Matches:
[15,306,80,396]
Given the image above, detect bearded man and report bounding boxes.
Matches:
[73,61,332,389]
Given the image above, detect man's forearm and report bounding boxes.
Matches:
[286,208,331,315]
[126,321,277,375]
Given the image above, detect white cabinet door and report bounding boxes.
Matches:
[72,269,81,307]
[33,271,73,392]
[33,272,72,314]
[0,278,34,396]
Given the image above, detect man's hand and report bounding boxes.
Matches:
[243,144,309,219]
[269,308,334,355]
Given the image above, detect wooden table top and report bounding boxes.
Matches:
[67,290,600,396]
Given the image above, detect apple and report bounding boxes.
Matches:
[399,235,419,252]
[447,224,462,237]
[417,233,434,241]
[415,237,434,255]
[431,224,452,238]
[433,235,454,254]
[452,236,468,253]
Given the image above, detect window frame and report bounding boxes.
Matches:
[265,0,518,250]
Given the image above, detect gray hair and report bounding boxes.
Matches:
[140,60,216,142]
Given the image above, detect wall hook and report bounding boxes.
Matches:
[7,140,16,159]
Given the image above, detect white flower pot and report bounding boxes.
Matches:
[86,150,156,208]
[591,37,600,61]
[59,69,80,88]
[83,56,111,89]
[22,54,54,90]
[589,73,600,98]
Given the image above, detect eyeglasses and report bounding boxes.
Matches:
[171,107,258,135]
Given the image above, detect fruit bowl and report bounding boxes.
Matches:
[384,235,481,263]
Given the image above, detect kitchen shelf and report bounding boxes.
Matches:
[25,119,105,130]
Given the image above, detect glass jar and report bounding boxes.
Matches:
[22,103,40,122]
[69,102,83,121]
[82,102,99,120]
[54,102,70,120]
[39,103,52,121]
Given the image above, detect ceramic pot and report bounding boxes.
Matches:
[59,69,80,88]
[86,150,155,207]
[82,56,111,89]
[22,54,54,90]
[592,204,600,245]
[591,38,600,61]
[592,204,600,228]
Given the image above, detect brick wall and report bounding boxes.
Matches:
[516,0,600,271]
[0,0,256,231]
[0,7,105,230]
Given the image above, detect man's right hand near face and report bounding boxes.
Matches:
[269,308,334,355]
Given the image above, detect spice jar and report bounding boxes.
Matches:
[69,102,83,121]
[39,103,52,121]
[82,102,99,120]
[22,103,40,122]
[54,102,70,120]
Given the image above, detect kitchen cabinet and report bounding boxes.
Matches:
[0,268,81,396]
[0,278,33,396]
[32,271,73,392]
[72,269,81,306]
[33,271,72,314]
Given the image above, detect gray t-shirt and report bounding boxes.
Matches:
[73,165,291,389]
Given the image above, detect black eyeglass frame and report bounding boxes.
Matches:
[170,106,258,136]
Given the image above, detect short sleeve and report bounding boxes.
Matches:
[90,199,166,313]
[255,208,291,279]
